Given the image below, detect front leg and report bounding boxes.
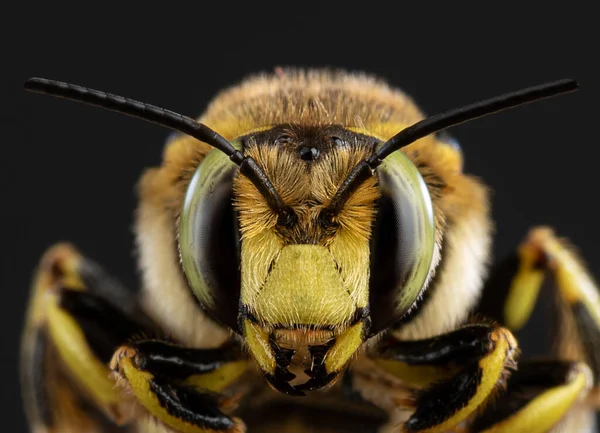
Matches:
[21,242,250,433]
[20,243,150,432]
[110,340,249,433]
[369,324,518,433]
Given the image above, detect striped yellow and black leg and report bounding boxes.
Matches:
[468,360,593,433]
[21,243,251,433]
[369,324,518,433]
[477,225,600,431]
[109,340,249,433]
[20,243,150,432]
[504,227,600,378]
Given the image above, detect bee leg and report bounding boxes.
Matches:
[20,243,151,432]
[500,227,600,405]
[369,324,518,433]
[469,360,593,433]
[109,340,248,433]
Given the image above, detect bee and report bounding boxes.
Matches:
[20,68,600,433]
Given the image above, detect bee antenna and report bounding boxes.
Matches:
[326,78,579,216]
[24,77,295,225]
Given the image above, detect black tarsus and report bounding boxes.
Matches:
[23,77,294,225]
[327,79,579,215]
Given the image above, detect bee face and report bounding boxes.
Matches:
[178,123,437,393]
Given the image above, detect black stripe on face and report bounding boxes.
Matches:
[149,378,236,431]
[405,364,483,432]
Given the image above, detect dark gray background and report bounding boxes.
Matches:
[3,3,598,431]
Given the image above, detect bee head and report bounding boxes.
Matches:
[179,124,439,395]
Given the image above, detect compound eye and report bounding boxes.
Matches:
[179,143,242,332]
[368,150,435,334]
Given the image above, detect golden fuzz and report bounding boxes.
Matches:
[232,141,380,246]
[197,68,426,139]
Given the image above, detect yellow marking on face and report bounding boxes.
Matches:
[324,321,364,373]
[479,363,591,433]
[184,361,248,392]
[234,135,377,326]
[417,329,516,433]
[504,243,546,330]
[243,320,276,374]
[328,230,370,309]
[45,290,121,408]
[239,231,282,305]
[251,245,356,327]
[118,356,237,433]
